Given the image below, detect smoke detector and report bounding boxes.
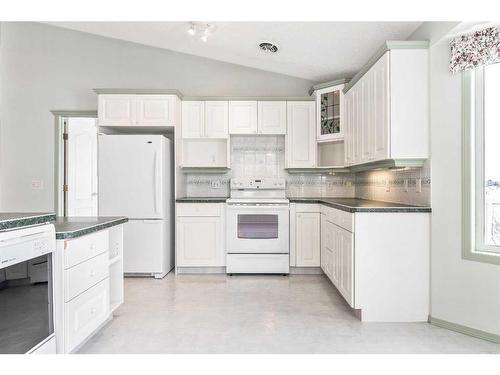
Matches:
[259,42,278,53]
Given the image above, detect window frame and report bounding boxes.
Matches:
[462,67,500,264]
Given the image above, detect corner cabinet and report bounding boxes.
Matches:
[286,101,316,168]
[98,94,180,127]
[344,45,429,168]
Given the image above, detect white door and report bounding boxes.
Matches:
[258,101,286,134]
[98,95,135,126]
[361,75,372,163]
[286,101,316,168]
[205,101,229,138]
[98,135,164,218]
[296,212,321,267]
[176,216,223,266]
[66,117,98,217]
[182,101,204,138]
[228,101,258,134]
[344,91,353,166]
[136,95,174,127]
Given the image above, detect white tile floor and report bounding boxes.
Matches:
[79,274,500,354]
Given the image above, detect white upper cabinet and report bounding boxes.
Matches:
[344,46,428,167]
[98,95,136,127]
[182,101,228,139]
[315,83,345,142]
[286,101,316,168]
[228,101,258,134]
[285,101,316,168]
[98,94,179,127]
[136,95,175,127]
[205,101,229,138]
[181,101,205,138]
[257,101,286,134]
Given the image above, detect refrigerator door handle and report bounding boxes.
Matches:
[154,151,161,214]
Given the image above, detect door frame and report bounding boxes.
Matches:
[52,110,97,217]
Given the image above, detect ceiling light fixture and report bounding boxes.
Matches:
[259,42,279,53]
[187,22,216,42]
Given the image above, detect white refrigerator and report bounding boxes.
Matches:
[98,134,174,278]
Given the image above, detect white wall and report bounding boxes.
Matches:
[411,23,500,336]
[0,22,315,212]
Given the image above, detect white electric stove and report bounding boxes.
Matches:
[226,178,289,274]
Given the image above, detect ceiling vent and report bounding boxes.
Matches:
[259,42,278,53]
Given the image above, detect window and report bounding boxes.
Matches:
[463,63,500,263]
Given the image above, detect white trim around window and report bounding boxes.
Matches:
[462,69,500,265]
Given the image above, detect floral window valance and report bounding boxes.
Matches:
[450,26,500,74]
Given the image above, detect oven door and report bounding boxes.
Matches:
[226,203,289,254]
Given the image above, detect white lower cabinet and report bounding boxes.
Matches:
[176,203,225,268]
[295,212,321,267]
[55,225,125,353]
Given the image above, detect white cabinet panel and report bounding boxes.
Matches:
[64,278,109,353]
[136,95,175,127]
[258,101,286,134]
[373,52,390,161]
[205,101,229,138]
[295,212,320,267]
[286,101,316,168]
[336,226,354,306]
[229,101,258,134]
[176,216,224,266]
[182,101,204,138]
[98,95,135,126]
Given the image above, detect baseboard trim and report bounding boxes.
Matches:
[430,316,500,344]
[289,266,324,275]
[175,266,226,274]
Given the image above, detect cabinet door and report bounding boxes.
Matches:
[328,222,340,287]
[352,86,362,165]
[296,212,321,267]
[205,101,229,138]
[286,101,316,168]
[316,84,344,141]
[372,52,390,161]
[258,101,286,134]
[337,226,354,307]
[98,95,135,126]
[344,91,353,166]
[182,101,205,138]
[176,216,224,266]
[320,214,328,274]
[228,101,258,134]
[361,74,373,163]
[136,95,175,127]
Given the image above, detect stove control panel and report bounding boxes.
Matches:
[231,178,285,190]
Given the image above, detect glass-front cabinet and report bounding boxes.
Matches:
[314,82,345,142]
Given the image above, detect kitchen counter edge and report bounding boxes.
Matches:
[53,217,129,240]
[289,198,432,213]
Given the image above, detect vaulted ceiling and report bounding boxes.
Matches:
[45,22,422,82]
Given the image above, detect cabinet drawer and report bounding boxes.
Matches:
[176,203,221,217]
[64,278,109,353]
[295,203,321,213]
[322,205,353,232]
[64,231,109,269]
[65,251,110,302]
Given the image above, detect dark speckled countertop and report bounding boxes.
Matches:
[176,197,228,203]
[52,216,128,239]
[0,212,56,231]
[289,197,431,213]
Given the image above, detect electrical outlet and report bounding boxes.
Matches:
[404,179,409,192]
[210,180,221,189]
[31,180,44,190]
[416,178,422,193]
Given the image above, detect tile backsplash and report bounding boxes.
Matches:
[183,136,431,206]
